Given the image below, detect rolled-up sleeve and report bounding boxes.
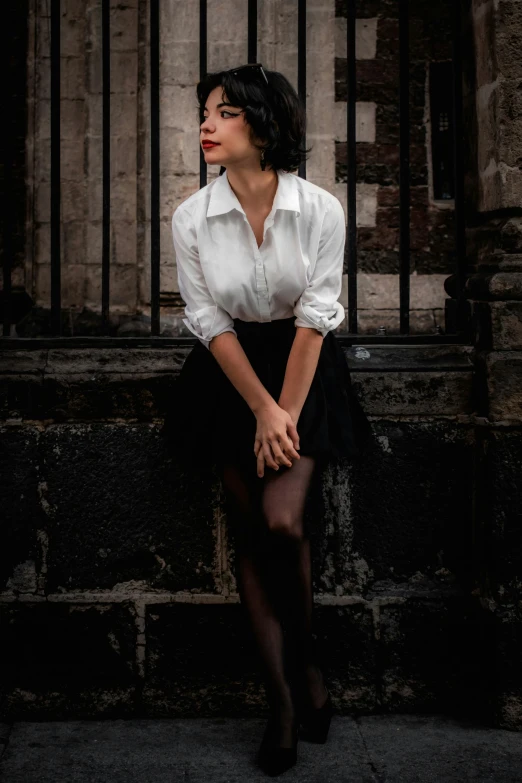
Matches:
[172,207,237,350]
[293,197,346,337]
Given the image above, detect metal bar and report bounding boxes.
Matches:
[199,0,207,189]
[399,0,410,335]
[248,0,257,63]
[297,0,306,180]
[452,0,468,333]
[50,0,61,335]
[0,334,472,349]
[346,0,357,334]
[2,28,13,336]
[150,0,160,336]
[101,0,110,335]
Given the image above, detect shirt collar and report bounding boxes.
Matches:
[206,169,301,218]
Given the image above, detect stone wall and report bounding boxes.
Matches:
[459,0,522,732]
[1,343,486,720]
[19,0,457,336]
[335,0,456,334]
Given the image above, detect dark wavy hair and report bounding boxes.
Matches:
[196,66,312,173]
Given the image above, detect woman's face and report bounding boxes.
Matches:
[200,86,263,169]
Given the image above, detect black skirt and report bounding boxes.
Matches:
[160,316,372,476]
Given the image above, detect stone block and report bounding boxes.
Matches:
[35,182,51,223]
[63,220,87,265]
[332,182,378,227]
[0,427,47,591]
[206,0,247,45]
[110,95,137,140]
[60,99,86,140]
[354,273,448,310]
[85,221,102,265]
[314,604,378,712]
[323,420,474,588]
[495,0,522,81]
[61,264,87,307]
[160,0,199,44]
[110,177,137,223]
[61,180,87,223]
[159,130,186,177]
[143,603,262,717]
[160,265,179,295]
[476,301,522,350]
[334,101,377,143]
[34,264,51,306]
[84,264,137,309]
[473,0,497,89]
[161,175,200,219]
[488,609,522,730]
[60,8,86,58]
[109,2,138,52]
[0,602,137,719]
[207,42,248,73]
[61,139,86,182]
[359,370,472,416]
[161,84,201,132]
[40,423,220,593]
[110,52,138,95]
[486,351,522,420]
[483,428,522,603]
[111,265,138,307]
[379,595,487,716]
[308,6,335,52]
[161,43,199,86]
[496,80,522,169]
[500,218,522,253]
[111,222,138,269]
[62,56,85,100]
[335,17,378,60]
[477,78,522,211]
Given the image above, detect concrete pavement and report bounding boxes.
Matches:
[1,713,521,782]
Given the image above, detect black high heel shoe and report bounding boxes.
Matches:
[298,687,333,744]
[256,713,299,776]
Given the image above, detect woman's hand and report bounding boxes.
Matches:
[253,402,301,478]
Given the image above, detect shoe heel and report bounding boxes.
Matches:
[298,689,333,744]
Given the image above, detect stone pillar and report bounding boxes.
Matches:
[462,0,522,731]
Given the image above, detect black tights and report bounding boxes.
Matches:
[219,454,327,747]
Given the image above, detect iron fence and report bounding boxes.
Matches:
[1,0,471,346]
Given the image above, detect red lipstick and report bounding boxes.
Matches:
[202,141,220,148]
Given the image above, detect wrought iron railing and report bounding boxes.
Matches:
[1,0,471,347]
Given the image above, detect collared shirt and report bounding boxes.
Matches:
[171,168,346,350]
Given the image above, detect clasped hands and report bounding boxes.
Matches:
[253,400,301,478]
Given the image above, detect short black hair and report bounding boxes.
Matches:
[196,66,312,173]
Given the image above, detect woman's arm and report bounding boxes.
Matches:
[210,332,301,476]
[277,326,323,423]
[209,330,275,415]
[279,196,347,420]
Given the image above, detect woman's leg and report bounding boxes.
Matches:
[260,456,329,711]
[219,454,327,746]
[219,460,295,747]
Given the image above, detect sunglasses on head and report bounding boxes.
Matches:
[226,63,269,85]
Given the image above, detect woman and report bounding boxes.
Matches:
[161,63,372,776]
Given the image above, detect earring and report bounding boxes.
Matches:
[260,148,266,171]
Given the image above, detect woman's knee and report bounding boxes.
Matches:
[263,510,304,541]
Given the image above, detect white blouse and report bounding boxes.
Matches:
[171,168,346,350]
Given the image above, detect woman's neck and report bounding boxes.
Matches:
[225,167,279,212]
